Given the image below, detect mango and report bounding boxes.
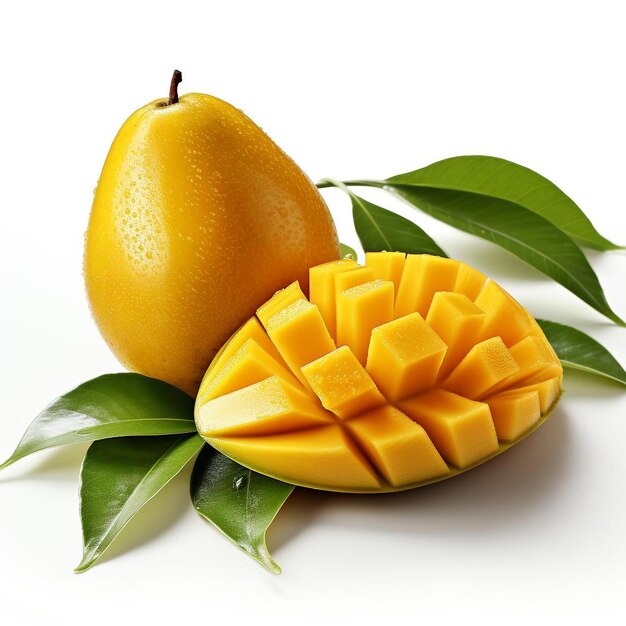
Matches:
[195,253,563,493]
[84,71,340,395]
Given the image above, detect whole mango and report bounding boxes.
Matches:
[84,72,340,394]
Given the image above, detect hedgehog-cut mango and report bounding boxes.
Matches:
[195,253,563,493]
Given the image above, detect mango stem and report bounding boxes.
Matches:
[168,70,183,105]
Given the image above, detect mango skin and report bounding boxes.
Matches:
[84,92,340,395]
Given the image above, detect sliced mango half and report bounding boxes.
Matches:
[196,253,563,493]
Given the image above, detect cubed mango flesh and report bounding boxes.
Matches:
[302,346,385,420]
[347,405,450,487]
[486,389,541,441]
[207,425,381,491]
[336,280,394,364]
[366,313,447,402]
[365,251,406,296]
[257,281,306,329]
[200,338,298,402]
[441,337,520,400]
[426,292,486,381]
[196,375,333,438]
[266,299,336,385]
[395,255,460,318]
[309,259,358,338]
[195,255,562,493]
[400,389,499,468]
[475,281,535,346]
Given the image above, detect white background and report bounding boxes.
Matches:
[1,1,625,623]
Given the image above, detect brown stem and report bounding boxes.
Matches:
[168,70,183,105]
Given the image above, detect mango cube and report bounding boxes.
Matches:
[336,279,394,364]
[309,259,358,338]
[257,281,306,329]
[267,299,336,385]
[395,255,460,318]
[366,313,447,401]
[454,263,488,301]
[196,375,333,438]
[365,251,406,296]
[347,405,450,487]
[486,389,541,441]
[475,281,535,346]
[200,338,298,402]
[487,335,563,396]
[208,425,381,491]
[511,377,561,413]
[426,292,486,380]
[400,389,499,468]
[441,337,520,400]
[302,346,385,420]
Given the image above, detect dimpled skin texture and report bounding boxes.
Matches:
[84,93,341,395]
[195,254,563,493]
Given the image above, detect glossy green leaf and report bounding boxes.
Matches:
[319,178,446,257]
[191,446,294,574]
[76,433,204,573]
[340,242,358,261]
[380,185,623,326]
[0,374,196,470]
[537,319,626,386]
[388,156,622,251]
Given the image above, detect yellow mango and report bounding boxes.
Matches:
[196,255,562,493]
[336,280,394,364]
[84,72,340,395]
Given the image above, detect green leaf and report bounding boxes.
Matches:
[351,193,447,257]
[0,374,196,470]
[388,156,622,251]
[537,319,626,386]
[190,446,294,574]
[319,178,446,257]
[340,242,358,261]
[382,185,624,326]
[75,433,204,573]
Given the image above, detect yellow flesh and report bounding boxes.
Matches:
[195,252,563,492]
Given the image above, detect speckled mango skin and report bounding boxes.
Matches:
[84,93,341,395]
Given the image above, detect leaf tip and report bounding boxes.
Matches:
[250,547,282,574]
[74,554,96,574]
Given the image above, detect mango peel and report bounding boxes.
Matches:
[195,253,563,493]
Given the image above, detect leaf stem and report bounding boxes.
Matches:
[317,178,386,190]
